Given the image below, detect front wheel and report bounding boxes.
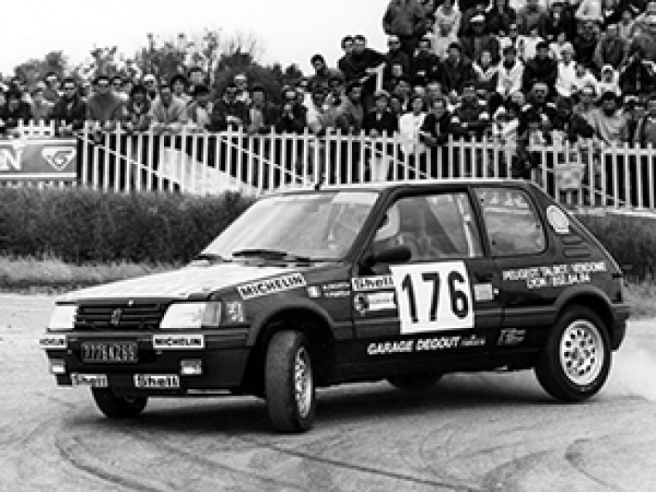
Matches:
[265,331,316,433]
[535,306,611,402]
[91,388,148,418]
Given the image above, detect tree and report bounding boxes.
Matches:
[13,51,68,85]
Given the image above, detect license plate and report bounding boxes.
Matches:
[134,374,180,389]
[82,341,138,363]
[71,373,109,387]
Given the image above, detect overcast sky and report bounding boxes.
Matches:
[2,0,389,77]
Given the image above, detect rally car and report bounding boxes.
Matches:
[40,179,630,432]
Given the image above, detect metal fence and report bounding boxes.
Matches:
[7,121,656,212]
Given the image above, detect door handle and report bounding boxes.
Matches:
[475,272,494,282]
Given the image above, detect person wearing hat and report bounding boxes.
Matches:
[522,41,558,94]
[460,13,501,64]
[86,74,124,131]
[142,74,158,100]
[459,0,488,36]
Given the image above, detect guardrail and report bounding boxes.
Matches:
[3,121,656,212]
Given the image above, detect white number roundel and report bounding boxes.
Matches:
[391,261,474,334]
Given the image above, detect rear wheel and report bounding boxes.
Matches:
[535,306,611,402]
[388,372,443,392]
[91,388,148,418]
[265,331,316,433]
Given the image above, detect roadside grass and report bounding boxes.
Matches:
[0,255,654,319]
[0,256,175,294]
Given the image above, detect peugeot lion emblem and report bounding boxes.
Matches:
[110,308,123,326]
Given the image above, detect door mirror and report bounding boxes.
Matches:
[363,245,411,267]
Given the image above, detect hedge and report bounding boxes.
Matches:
[0,188,254,265]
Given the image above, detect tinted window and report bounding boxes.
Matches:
[475,188,546,256]
[373,192,483,261]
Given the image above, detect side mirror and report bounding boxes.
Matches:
[363,245,411,267]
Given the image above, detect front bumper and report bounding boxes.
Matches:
[41,329,251,394]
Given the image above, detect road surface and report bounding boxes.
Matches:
[1,295,655,491]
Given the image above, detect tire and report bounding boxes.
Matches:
[535,306,611,402]
[91,388,148,419]
[265,331,316,433]
[388,373,443,392]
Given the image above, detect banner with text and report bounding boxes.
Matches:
[0,138,77,180]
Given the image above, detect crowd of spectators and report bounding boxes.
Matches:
[2,0,656,179]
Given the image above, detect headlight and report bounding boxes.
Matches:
[159,302,221,330]
[47,305,77,332]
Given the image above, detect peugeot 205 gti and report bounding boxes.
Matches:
[40,180,630,432]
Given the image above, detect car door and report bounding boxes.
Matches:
[348,188,503,372]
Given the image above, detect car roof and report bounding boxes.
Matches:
[266,178,536,197]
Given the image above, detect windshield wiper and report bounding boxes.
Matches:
[231,249,313,263]
[192,253,231,264]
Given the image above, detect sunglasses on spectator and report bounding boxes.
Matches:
[97,83,110,88]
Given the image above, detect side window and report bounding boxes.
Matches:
[373,193,483,261]
[475,188,546,256]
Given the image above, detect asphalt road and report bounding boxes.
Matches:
[1,294,655,492]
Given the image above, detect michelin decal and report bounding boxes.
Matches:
[238,273,307,300]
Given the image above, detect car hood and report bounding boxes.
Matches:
[61,263,298,302]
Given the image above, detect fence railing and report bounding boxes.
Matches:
[4,121,656,212]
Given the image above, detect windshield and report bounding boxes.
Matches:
[201,191,379,261]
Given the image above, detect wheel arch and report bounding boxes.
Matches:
[554,286,615,341]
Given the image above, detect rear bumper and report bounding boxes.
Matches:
[610,303,630,351]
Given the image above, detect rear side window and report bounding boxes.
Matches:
[475,188,546,256]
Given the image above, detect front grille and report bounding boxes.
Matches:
[75,303,167,331]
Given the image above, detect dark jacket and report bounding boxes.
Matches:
[543,10,576,41]
[411,51,442,81]
[459,34,501,64]
[0,101,32,133]
[340,49,387,83]
[573,33,600,70]
[386,49,412,76]
[440,57,477,93]
[562,111,595,142]
[619,57,656,95]
[209,98,250,131]
[382,0,428,37]
[593,36,627,71]
[50,95,87,132]
[450,99,491,138]
[363,109,399,136]
[486,6,517,35]
[86,93,123,123]
[420,111,453,145]
[522,55,558,92]
[274,103,307,134]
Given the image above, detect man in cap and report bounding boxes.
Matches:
[460,14,501,64]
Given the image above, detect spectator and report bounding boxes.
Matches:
[618,8,636,41]
[275,85,307,134]
[460,14,501,63]
[50,78,87,136]
[498,23,524,57]
[632,93,656,146]
[496,45,525,102]
[170,74,191,104]
[248,85,278,134]
[142,74,158,100]
[544,1,577,42]
[432,0,461,59]
[86,75,124,131]
[122,84,152,133]
[399,94,428,156]
[10,78,32,105]
[632,0,656,33]
[340,35,387,86]
[310,54,344,90]
[149,81,188,134]
[486,0,517,36]
[392,75,413,112]
[450,81,491,138]
[571,62,600,96]
[550,35,573,62]
[602,0,624,27]
[574,85,599,125]
[43,72,61,103]
[384,36,412,80]
[326,75,347,107]
[576,0,604,24]
[31,85,53,122]
[516,0,548,36]
[363,90,399,137]
[111,76,128,102]
[619,45,656,95]
[573,21,601,70]
[474,50,500,95]
[555,96,595,143]
[520,82,562,132]
[460,0,489,36]
[411,37,442,81]
[209,83,250,132]
[441,42,477,94]
[337,36,355,75]
[523,41,558,93]
[382,0,429,57]
[420,95,453,145]
[555,43,578,98]
[631,13,656,62]
[186,84,213,131]
[340,81,366,133]
[520,25,545,61]
[591,91,629,145]
[0,89,32,135]
[234,74,251,104]
[188,66,206,88]
[622,95,646,140]
[597,64,622,96]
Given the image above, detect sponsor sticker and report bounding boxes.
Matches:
[71,373,108,388]
[473,283,494,302]
[498,328,526,346]
[546,205,570,234]
[153,334,205,350]
[237,273,307,300]
[502,261,607,290]
[39,334,67,350]
[224,301,245,323]
[134,374,180,389]
[354,292,397,314]
[321,281,351,298]
[42,146,77,171]
[352,275,394,292]
[367,335,463,356]
[307,286,322,298]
